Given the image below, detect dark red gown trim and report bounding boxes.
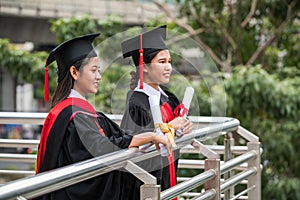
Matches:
[36,98,96,173]
[160,102,178,200]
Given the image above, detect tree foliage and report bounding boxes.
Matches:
[226,65,300,120]
[0,39,46,83]
[154,0,300,72]
[50,14,99,44]
[50,14,123,44]
[224,65,300,198]
[0,39,48,98]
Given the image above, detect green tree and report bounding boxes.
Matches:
[154,0,300,73]
[0,38,48,99]
[50,14,123,49]
[225,66,300,199]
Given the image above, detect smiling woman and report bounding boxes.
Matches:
[143,49,172,88]
[120,25,193,200]
[72,57,101,97]
[35,33,172,200]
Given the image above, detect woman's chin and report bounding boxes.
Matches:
[161,79,170,84]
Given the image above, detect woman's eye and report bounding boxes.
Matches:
[158,59,171,64]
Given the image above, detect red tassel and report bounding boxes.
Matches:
[44,66,49,102]
[168,152,178,200]
[173,103,188,117]
[139,33,144,89]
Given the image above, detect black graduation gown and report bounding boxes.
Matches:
[120,86,181,200]
[36,98,133,200]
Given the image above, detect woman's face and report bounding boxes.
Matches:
[73,57,101,97]
[144,50,172,88]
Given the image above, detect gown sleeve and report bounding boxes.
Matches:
[97,112,133,148]
[120,91,155,135]
[65,112,133,160]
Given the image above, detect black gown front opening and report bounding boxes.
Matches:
[120,87,181,200]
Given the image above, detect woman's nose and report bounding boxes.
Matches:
[165,63,172,70]
[97,71,102,80]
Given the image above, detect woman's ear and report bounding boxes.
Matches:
[143,63,148,73]
[70,66,79,80]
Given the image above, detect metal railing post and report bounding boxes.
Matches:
[224,132,235,199]
[140,184,161,200]
[204,158,220,200]
[123,160,160,200]
[247,141,261,200]
[192,139,220,200]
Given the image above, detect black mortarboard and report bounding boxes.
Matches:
[121,25,168,89]
[44,33,100,101]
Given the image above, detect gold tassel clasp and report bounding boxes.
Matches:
[155,123,177,148]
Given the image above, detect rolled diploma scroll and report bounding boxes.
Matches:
[176,87,194,136]
[181,87,194,117]
[139,95,169,156]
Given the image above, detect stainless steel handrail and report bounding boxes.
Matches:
[221,167,257,193]
[0,170,35,175]
[0,112,233,125]
[0,139,39,148]
[0,112,261,200]
[0,118,240,200]
[161,169,216,200]
[0,153,36,163]
[160,150,259,200]
[220,151,257,175]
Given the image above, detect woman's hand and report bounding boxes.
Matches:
[168,117,193,135]
[151,134,172,156]
[129,132,172,156]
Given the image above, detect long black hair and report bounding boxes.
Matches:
[51,57,91,108]
[129,49,161,90]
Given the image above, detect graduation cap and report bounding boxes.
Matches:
[121,25,168,89]
[44,33,100,102]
